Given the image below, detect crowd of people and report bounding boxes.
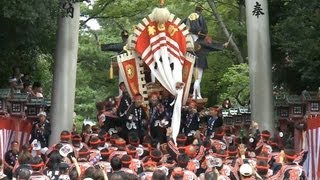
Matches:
[0,81,308,180]
[0,2,311,179]
[8,66,44,98]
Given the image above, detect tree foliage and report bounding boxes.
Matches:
[0,0,58,91]
[217,63,249,105]
[270,0,320,93]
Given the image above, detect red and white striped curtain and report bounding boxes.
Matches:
[306,116,320,179]
[134,11,194,143]
[0,117,32,159]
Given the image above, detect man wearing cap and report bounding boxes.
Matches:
[30,111,51,148]
[239,163,255,179]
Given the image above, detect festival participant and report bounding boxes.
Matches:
[128,133,141,148]
[29,156,50,179]
[71,134,88,153]
[204,106,223,138]
[225,145,242,179]
[255,160,270,180]
[8,77,20,94]
[171,165,198,180]
[100,30,129,54]
[214,150,238,180]
[149,92,160,121]
[181,100,200,138]
[160,89,175,118]
[12,152,32,179]
[96,101,107,128]
[30,111,51,148]
[239,163,255,180]
[43,150,62,180]
[82,166,106,180]
[76,147,92,175]
[115,82,132,139]
[120,155,137,175]
[150,103,171,144]
[109,156,125,178]
[270,147,307,180]
[139,159,157,180]
[88,136,101,164]
[3,141,19,179]
[96,101,119,134]
[57,162,71,180]
[126,145,142,173]
[185,5,229,99]
[184,144,204,175]
[96,148,113,176]
[16,168,31,180]
[125,94,148,140]
[210,127,227,152]
[151,170,167,180]
[117,82,132,119]
[109,138,128,161]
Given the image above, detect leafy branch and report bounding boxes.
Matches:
[80,0,114,27]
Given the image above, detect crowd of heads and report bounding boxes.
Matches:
[0,81,308,180]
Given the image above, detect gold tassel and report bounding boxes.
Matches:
[109,63,114,79]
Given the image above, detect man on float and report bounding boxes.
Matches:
[185,4,229,99]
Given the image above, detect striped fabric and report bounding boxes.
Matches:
[306,116,320,179]
[0,116,32,159]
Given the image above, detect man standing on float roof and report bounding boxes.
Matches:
[185,4,229,99]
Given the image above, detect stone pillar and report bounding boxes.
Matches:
[245,0,274,134]
[49,1,80,145]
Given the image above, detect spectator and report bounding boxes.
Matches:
[21,82,33,95]
[11,66,24,91]
[29,111,51,148]
[32,82,43,98]
[3,141,19,179]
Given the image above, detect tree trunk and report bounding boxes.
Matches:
[238,0,247,60]
[207,0,244,64]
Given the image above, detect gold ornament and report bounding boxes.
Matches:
[126,64,135,79]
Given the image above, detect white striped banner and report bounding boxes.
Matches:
[307,116,320,179]
[0,116,32,159]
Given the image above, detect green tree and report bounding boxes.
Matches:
[217,63,250,106]
[0,0,58,92]
[270,0,320,93]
